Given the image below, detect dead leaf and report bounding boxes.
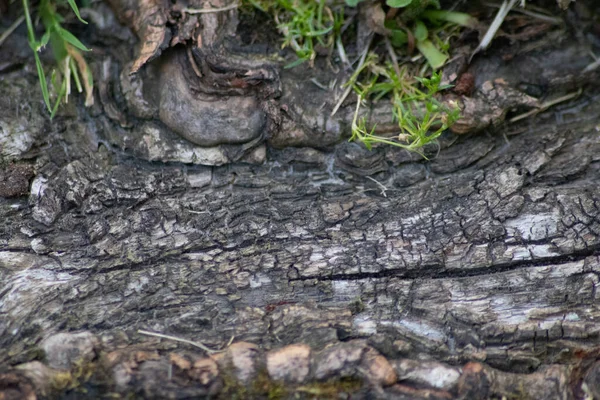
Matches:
[106,0,170,74]
[362,1,390,37]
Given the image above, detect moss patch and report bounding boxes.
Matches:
[219,367,287,400]
[296,377,363,398]
[219,366,363,399]
[49,357,119,399]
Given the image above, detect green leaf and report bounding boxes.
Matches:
[413,20,428,42]
[345,0,362,7]
[51,77,67,119]
[284,57,307,69]
[70,57,83,93]
[386,0,412,7]
[416,39,448,69]
[51,69,59,90]
[66,0,88,24]
[422,10,478,29]
[390,29,408,47]
[49,30,68,60]
[33,52,52,113]
[305,26,333,37]
[39,32,50,49]
[57,27,90,51]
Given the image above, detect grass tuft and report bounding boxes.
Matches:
[244,0,474,154]
[22,0,94,117]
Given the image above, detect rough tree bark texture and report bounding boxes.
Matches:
[2,84,600,398]
[2,4,600,399]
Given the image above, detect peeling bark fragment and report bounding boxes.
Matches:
[213,342,261,383]
[457,362,570,400]
[266,344,311,383]
[394,359,461,391]
[41,332,98,370]
[105,0,169,74]
[450,80,539,134]
[362,346,398,387]
[313,341,367,380]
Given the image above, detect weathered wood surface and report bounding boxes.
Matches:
[2,3,600,398]
[2,85,600,398]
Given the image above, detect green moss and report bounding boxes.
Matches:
[296,377,363,398]
[219,367,287,400]
[50,358,97,392]
[350,296,365,315]
[49,356,117,398]
[219,365,363,400]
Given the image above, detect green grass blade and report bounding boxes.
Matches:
[39,31,50,48]
[387,0,412,7]
[422,10,478,28]
[33,52,52,113]
[50,76,68,118]
[22,0,36,43]
[23,0,52,113]
[413,20,428,42]
[66,0,88,24]
[416,39,448,69]
[70,57,83,93]
[57,27,90,51]
[284,57,306,69]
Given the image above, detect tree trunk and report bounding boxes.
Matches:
[1,2,600,399]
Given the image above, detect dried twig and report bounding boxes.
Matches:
[509,88,582,123]
[331,35,373,117]
[138,329,229,354]
[384,37,402,80]
[183,2,238,14]
[0,16,25,47]
[583,57,600,74]
[366,176,388,197]
[471,0,519,61]
[336,35,350,68]
[186,46,203,78]
[482,2,563,24]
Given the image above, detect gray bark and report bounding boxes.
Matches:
[2,3,600,398]
[2,86,600,398]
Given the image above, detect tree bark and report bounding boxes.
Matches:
[2,3,600,399]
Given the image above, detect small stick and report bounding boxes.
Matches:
[366,176,388,198]
[583,58,600,73]
[138,329,227,354]
[509,88,582,123]
[187,46,203,78]
[183,2,238,14]
[471,0,519,62]
[331,35,373,117]
[310,78,329,90]
[0,16,25,47]
[482,2,563,24]
[336,35,350,68]
[384,37,402,80]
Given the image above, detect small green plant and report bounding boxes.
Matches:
[380,1,477,69]
[246,0,345,68]
[245,0,475,155]
[22,0,93,117]
[349,63,459,155]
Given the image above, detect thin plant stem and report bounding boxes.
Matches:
[0,15,25,47]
